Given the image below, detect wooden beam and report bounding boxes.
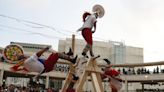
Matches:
[72,34,75,55]
[99,61,164,67]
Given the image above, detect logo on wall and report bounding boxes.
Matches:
[3,44,24,64]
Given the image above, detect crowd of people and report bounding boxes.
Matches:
[51,63,164,76]
[0,84,57,92]
[118,66,164,75]
[54,64,69,73]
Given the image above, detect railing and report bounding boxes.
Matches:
[1,60,164,81]
[1,60,164,92]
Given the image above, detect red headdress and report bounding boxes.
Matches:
[82,12,91,22]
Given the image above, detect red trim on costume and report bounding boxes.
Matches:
[83,12,91,22]
[22,67,28,72]
[44,53,59,72]
[82,28,93,45]
[10,65,29,72]
[105,69,120,76]
[10,65,20,71]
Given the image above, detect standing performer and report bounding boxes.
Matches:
[10,47,77,79]
[101,59,122,92]
[77,4,105,57]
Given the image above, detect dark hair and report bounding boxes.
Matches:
[103,59,111,65]
[83,12,91,22]
[94,12,99,18]
[18,55,26,60]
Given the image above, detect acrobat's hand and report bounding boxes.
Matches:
[45,46,50,50]
[49,48,57,53]
[22,67,29,72]
[92,30,95,33]
[76,30,80,32]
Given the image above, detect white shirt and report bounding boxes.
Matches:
[24,53,44,73]
[78,14,97,31]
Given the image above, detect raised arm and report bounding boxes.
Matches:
[36,46,50,57]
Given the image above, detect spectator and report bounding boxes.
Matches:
[132,68,136,75]
[137,68,141,74]
[0,50,4,62]
[156,66,159,73]
[8,84,15,92]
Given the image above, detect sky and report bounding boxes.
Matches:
[0,0,164,63]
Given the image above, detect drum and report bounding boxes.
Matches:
[3,44,24,64]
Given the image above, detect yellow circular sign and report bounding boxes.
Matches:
[3,44,24,64]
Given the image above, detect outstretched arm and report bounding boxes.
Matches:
[33,69,45,81]
[10,59,25,71]
[33,73,42,81]
[36,46,50,57]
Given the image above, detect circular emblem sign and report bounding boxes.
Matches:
[3,44,24,64]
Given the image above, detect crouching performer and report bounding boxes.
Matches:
[101,59,122,92]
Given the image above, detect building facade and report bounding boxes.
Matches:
[58,38,143,64]
[1,41,163,92]
[0,42,65,90]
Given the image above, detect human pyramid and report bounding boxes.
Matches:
[3,4,122,92]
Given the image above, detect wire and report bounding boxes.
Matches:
[0,24,64,39]
[0,14,72,36]
[0,14,108,41]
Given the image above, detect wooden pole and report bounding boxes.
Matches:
[72,34,75,56]
[61,34,75,92]
[61,64,75,92]
[45,75,49,88]
[142,83,144,92]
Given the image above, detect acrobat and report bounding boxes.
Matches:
[101,59,123,92]
[77,4,105,57]
[10,46,78,79]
